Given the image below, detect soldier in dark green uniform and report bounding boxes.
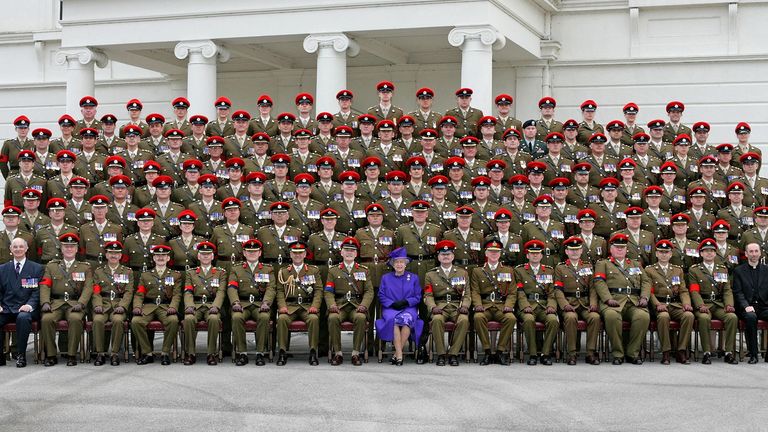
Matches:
[79,194,123,268]
[123,208,167,281]
[423,240,470,366]
[409,87,441,135]
[576,209,607,264]
[493,94,523,141]
[535,97,563,142]
[521,195,566,268]
[90,241,133,366]
[1,115,32,178]
[688,238,738,364]
[367,81,404,124]
[443,206,484,273]
[593,233,651,365]
[131,244,181,365]
[646,240,694,365]
[621,103,644,147]
[328,170,369,236]
[471,239,516,365]
[4,150,47,210]
[515,239,558,365]
[555,236,600,365]
[325,237,373,366]
[35,199,77,264]
[39,233,93,366]
[256,202,302,275]
[182,241,227,365]
[663,101,693,143]
[275,241,323,366]
[228,239,275,366]
[210,197,253,274]
[208,96,234,137]
[332,90,357,134]
[307,208,345,283]
[288,173,324,240]
[445,88,483,138]
[488,208,524,267]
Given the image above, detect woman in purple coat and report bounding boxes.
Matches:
[375,247,424,365]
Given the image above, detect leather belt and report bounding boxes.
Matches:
[527,293,547,302]
[609,287,640,296]
[261,257,284,264]
[143,298,168,305]
[564,290,588,299]
[239,294,262,303]
[215,256,235,262]
[703,292,723,301]
[480,293,507,302]
[408,254,435,261]
[454,259,473,266]
[656,294,680,303]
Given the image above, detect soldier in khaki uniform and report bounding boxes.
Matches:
[471,239,516,365]
[275,241,323,365]
[688,238,739,364]
[79,195,123,268]
[0,115,33,178]
[331,90,357,134]
[207,97,235,137]
[50,115,80,156]
[554,236,601,365]
[367,81,404,124]
[90,241,133,366]
[617,207,656,266]
[662,101,693,144]
[493,94,523,140]
[0,206,36,264]
[409,87,441,135]
[182,242,227,365]
[423,240,470,366]
[18,188,49,233]
[210,197,253,273]
[131,244,181,365]
[445,88,483,138]
[443,206,484,272]
[307,208,345,283]
[239,172,272,230]
[181,115,208,160]
[548,177,580,238]
[515,240,558,365]
[521,195,566,268]
[589,178,628,239]
[712,219,741,271]
[641,186,672,240]
[163,97,192,137]
[535,97,563,142]
[72,128,106,186]
[288,173,324,239]
[247,95,278,137]
[329,170,370,236]
[669,213,703,270]
[35,199,77,264]
[740,208,768,262]
[4,150,47,210]
[257,202,302,274]
[593,234,651,364]
[684,188,715,243]
[228,239,275,366]
[576,209,608,264]
[39,233,93,366]
[566,162,600,209]
[186,174,223,239]
[324,237,373,366]
[377,170,411,230]
[488,208,524,267]
[123,208,167,281]
[147,175,185,240]
[621,103,644,147]
[646,240,694,365]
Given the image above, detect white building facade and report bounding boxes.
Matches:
[1,0,767,165]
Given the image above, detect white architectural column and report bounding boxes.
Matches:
[54,47,108,116]
[174,40,230,119]
[303,33,359,115]
[448,26,505,114]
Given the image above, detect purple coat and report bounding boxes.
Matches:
[375,271,424,343]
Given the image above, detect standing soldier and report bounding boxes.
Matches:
[325,127,365,179]
[131,244,181,365]
[669,213,703,270]
[210,197,254,272]
[617,207,656,266]
[471,239,516,365]
[120,125,154,186]
[228,239,275,366]
[307,208,345,283]
[521,195,566,268]
[181,115,208,160]
[207,96,234,137]
[535,97,563,142]
[240,172,272,230]
[445,88,483,138]
[248,95,277,137]
[395,200,441,284]
[367,81,404,124]
[79,195,123,268]
[0,206,35,264]
[493,94,523,140]
[358,157,387,203]
[621,103,644,147]
[39,233,93,366]
[443,206,484,273]
[663,101,693,143]
[171,159,204,207]
[515,239,558,366]
[554,237,601,365]
[105,175,139,236]
[187,174,223,239]
[73,96,102,135]
[164,97,192,136]
[35,199,77,264]
[46,150,78,200]
[118,98,148,138]
[90,241,134,366]
[257,202,302,276]
[50,115,80,155]
[423,240,470,366]
[688,238,739,364]
[378,170,411,231]
[589,178,628,239]
[147,175,184,240]
[275,241,323,366]
[646,240,694,365]
[325,237,373,366]
[168,210,204,272]
[576,209,608,264]
[593,233,651,365]
[310,156,342,206]
[73,128,106,186]
[332,90,356,133]
[123,208,167,281]
[182,242,227,366]
[329,170,369,236]
[488,208,524,267]
[287,173,324,240]
[1,115,33,178]
[4,150,47,209]
[409,87,441,135]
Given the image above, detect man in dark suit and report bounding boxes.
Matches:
[0,237,44,367]
[733,242,768,364]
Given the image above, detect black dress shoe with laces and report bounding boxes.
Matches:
[276,350,287,366]
[435,355,446,366]
[702,352,711,364]
[540,355,553,366]
[136,355,154,365]
[448,355,459,366]
[255,353,266,366]
[160,354,171,365]
[15,355,26,368]
[497,351,510,366]
[748,356,759,364]
[66,355,78,366]
[110,354,120,366]
[94,354,106,366]
[479,351,493,366]
[309,349,319,366]
[527,356,538,366]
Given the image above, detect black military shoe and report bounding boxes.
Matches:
[207,354,218,365]
[255,353,265,366]
[496,351,510,366]
[724,352,738,365]
[448,355,459,366]
[44,356,57,367]
[234,353,248,366]
[160,354,171,365]
[15,354,26,368]
[136,354,154,365]
[479,350,493,366]
[748,356,759,364]
[527,355,538,366]
[702,352,711,364]
[183,354,195,366]
[567,355,577,366]
[612,357,623,365]
[110,354,120,366]
[309,349,319,366]
[435,355,446,366]
[276,350,288,366]
[66,355,77,366]
[93,354,106,366]
[540,355,553,366]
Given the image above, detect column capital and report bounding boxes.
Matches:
[174,40,230,63]
[54,47,108,68]
[448,26,505,51]
[540,40,561,61]
[303,33,360,57]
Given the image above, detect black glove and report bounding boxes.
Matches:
[41,303,51,313]
[391,300,408,310]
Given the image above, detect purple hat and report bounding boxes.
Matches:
[388,247,411,264]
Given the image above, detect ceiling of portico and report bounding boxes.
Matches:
[99,27,538,77]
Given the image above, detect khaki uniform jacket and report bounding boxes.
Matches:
[0,137,33,177]
[206,119,235,138]
[325,148,366,178]
[210,223,254,262]
[593,258,651,309]
[424,266,471,310]
[687,263,734,308]
[645,263,690,308]
[576,122,604,146]
[240,198,272,230]
[186,200,224,238]
[554,260,597,310]
[148,201,185,240]
[377,196,411,231]
[588,201,628,239]
[106,201,140,236]
[276,264,323,313]
[183,266,227,310]
[408,110,442,135]
[34,224,77,263]
[367,105,404,123]
[616,229,656,267]
[514,264,556,310]
[662,123,692,144]
[78,220,123,261]
[257,225,303,263]
[227,261,276,307]
[535,119,564,142]
[40,260,94,310]
[168,235,205,270]
[443,229,484,266]
[395,222,441,259]
[445,107,484,138]
[329,196,370,236]
[310,181,343,207]
[246,117,276,137]
[323,263,374,309]
[470,263,516,309]
[4,174,47,209]
[288,198,325,239]
[134,267,182,312]
[123,232,167,270]
[307,231,346,267]
[92,264,134,310]
[358,180,389,203]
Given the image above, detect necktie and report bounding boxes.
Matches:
[15,261,20,275]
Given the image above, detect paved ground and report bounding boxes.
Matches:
[1,340,767,432]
